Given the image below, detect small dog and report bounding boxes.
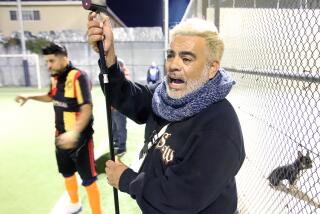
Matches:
[268,151,312,188]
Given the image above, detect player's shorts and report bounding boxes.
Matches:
[55,135,97,184]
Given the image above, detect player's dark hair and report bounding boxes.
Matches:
[41,42,68,56]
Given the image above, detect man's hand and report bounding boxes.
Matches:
[15,95,28,106]
[87,12,116,67]
[105,159,128,189]
[56,130,80,150]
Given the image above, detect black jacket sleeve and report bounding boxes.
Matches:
[99,62,154,124]
[119,129,244,214]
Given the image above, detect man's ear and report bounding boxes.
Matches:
[62,55,69,64]
[208,60,220,79]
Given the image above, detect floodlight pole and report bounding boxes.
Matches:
[163,0,169,74]
[17,0,30,86]
[214,0,220,31]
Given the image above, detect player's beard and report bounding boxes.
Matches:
[165,64,210,99]
[50,68,64,77]
[50,71,59,77]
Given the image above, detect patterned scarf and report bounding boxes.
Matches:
[152,68,235,122]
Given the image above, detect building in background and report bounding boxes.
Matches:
[0,0,168,88]
[0,0,125,37]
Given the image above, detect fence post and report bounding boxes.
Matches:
[22,59,30,86]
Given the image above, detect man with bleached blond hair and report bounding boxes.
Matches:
[88,14,245,214]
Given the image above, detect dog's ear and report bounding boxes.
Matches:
[298,151,303,158]
[306,151,310,157]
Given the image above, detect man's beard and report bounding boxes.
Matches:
[165,65,210,99]
[50,69,63,77]
[50,71,59,77]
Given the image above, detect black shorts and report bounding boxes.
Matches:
[55,136,97,183]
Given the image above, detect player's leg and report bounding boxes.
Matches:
[84,180,101,214]
[56,148,82,213]
[64,174,79,204]
[75,138,101,214]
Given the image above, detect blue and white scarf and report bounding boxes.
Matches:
[152,68,235,122]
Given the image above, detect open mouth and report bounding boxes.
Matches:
[168,77,185,84]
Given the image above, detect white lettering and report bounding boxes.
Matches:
[155,132,174,164]
[53,100,68,108]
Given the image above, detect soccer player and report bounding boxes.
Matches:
[15,43,101,214]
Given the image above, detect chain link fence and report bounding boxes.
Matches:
[0,27,164,87]
[216,0,320,213]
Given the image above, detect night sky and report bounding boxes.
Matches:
[2,0,190,27]
[107,0,163,27]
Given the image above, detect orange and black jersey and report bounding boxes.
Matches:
[48,63,93,136]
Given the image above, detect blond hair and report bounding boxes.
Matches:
[169,18,224,63]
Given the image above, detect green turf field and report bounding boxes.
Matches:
[0,87,144,214]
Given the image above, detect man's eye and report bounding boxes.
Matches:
[183,58,192,63]
[167,53,174,59]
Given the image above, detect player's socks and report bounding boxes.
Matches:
[85,181,101,214]
[64,174,79,203]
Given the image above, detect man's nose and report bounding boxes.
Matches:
[167,57,181,72]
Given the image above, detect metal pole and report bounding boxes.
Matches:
[181,0,194,21]
[197,0,202,18]
[214,0,220,31]
[97,41,120,214]
[17,0,30,86]
[81,2,120,211]
[34,54,41,89]
[164,0,169,75]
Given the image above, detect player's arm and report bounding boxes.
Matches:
[74,103,92,134]
[15,94,52,106]
[73,72,93,134]
[56,103,92,149]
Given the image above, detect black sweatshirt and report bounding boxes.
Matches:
[100,62,245,214]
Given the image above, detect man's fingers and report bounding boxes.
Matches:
[15,97,26,106]
[55,133,77,150]
[56,141,72,150]
[87,20,104,46]
[106,160,115,169]
[87,11,97,21]
[87,20,101,29]
[87,27,103,37]
[15,96,22,102]
[105,160,111,179]
[87,14,112,36]
[95,13,108,23]
[87,13,106,29]
[88,34,104,43]
[102,15,112,28]
[87,12,115,60]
